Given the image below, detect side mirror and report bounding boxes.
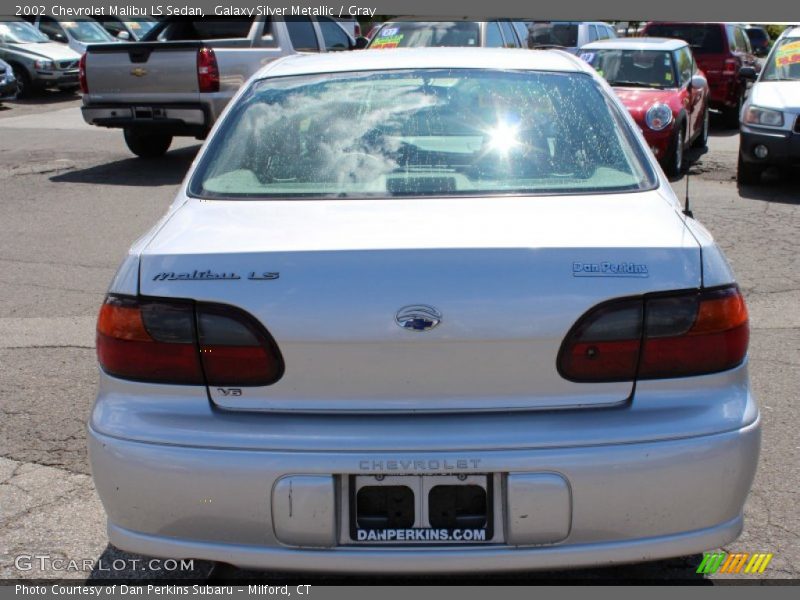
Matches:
[739,66,757,81]
[689,74,706,89]
[354,36,369,50]
[116,31,131,41]
[51,32,67,43]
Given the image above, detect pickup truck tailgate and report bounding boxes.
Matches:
[86,43,201,96]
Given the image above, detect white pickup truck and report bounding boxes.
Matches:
[81,16,364,157]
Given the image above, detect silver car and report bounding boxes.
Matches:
[89,48,759,573]
[0,19,80,96]
[523,21,617,53]
[23,15,118,54]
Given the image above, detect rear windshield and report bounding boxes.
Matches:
[124,18,157,37]
[189,68,656,200]
[369,22,480,48]
[527,22,579,48]
[644,24,723,54]
[146,17,254,41]
[583,50,677,89]
[745,28,768,43]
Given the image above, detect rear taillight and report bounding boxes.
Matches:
[97,295,283,386]
[558,285,749,382]
[723,58,739,76]
[196,47,219,93]
[79,52,88,94]
[197,303,283,386]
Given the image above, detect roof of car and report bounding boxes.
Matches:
[382,17,481,23]
[581,37,687,51]
[782,26,800,39]
[257,47,591,80]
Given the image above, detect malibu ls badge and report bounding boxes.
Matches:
[152,270,279,281]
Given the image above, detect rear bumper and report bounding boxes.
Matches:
[88,409,760,572]
[107,516,745,574]
[740,124,800,167]
[81,103,210,136]
[707,79,742,111]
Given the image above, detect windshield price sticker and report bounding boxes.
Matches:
[776,41,800,67]
[372,35,403,49]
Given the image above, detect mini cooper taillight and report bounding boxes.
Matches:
[558,285,749,382]
[97,295,283,386]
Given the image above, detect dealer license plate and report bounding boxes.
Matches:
[344,474,500,544]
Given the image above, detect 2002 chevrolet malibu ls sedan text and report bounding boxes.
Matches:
[89,48,760,573]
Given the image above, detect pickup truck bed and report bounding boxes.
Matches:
[81,16,358,157]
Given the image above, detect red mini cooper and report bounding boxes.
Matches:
[580,37,710,176]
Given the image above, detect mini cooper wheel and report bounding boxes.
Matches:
[737,152,763,185]
[123,128,173,159]
[663,124,686,178]
[692,107,709,149]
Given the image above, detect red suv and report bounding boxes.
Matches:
[642,22,759,126]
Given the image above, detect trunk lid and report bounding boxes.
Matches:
[140,190,700,412]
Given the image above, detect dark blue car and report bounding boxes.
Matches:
[0,58,18,103]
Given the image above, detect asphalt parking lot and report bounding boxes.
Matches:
[0,91,797,583]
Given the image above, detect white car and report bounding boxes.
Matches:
[90,48,760,573]
[737,26,800,184]
[24,15,117,54]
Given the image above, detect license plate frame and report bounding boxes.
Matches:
[345,473,500,545]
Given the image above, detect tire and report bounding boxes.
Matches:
[737,153,763,185]
[663,124,686,178]
[723,91,744,129]
[123,128,173,158]
[10,64,33,99]
[692,107,709,149]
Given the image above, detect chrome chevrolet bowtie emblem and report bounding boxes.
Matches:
[130,68,147,77]
[395,305,442,332]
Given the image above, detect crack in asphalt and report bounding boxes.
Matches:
[0,256,115,271]
[0,278,106,295]
[3,344,94,350]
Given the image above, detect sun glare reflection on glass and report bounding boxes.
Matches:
[486,120,522,155]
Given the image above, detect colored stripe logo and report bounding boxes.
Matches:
[697,552,773,574]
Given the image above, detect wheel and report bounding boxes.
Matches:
[737,153,763,185]
[123,128,173,158]
[10,64,33,98]
[692,107,709,149]
[663,124,686,178]
[723,91,744,129]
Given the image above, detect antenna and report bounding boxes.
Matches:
[683,166,693,219]
[683,52,695,219]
